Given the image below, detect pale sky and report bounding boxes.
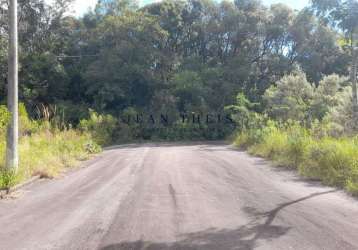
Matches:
[51,0,310,16]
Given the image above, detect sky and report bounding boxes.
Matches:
[53,0,310,16]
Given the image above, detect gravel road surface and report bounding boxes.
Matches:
[1,142,358,250]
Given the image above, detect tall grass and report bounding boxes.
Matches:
[0,105,101,190]
[235,122,358,196]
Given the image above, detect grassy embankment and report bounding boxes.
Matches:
[235,121,358,195]
[0,105,100,189]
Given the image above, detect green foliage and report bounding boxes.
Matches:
[299,138,358,189]
[50,101,90,126]
[311,0,358,43]
[248,121,289,161]
[15,129,100,183]
[0,105,10,132]
[1,0,356,194]
[0,169,17,190]
[226,93,260,130]
[263,72,356,136]
[19,103,40,135]
[79,110,118,145]
[0,104,101,189]
[311,74,347,120]
[83,9,168,111]
[283,123,312,167]
[0,103,40,135]
[1,0,352,136]
[264,72,314,122]
[325,86,357,135]
[235,120,358,196]
[172,71,205,112]
[21,53,70,104]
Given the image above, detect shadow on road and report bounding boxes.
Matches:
[100,190,336,250]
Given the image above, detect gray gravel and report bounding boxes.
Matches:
[0,142,358,250]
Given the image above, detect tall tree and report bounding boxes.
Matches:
[311,0,358,120]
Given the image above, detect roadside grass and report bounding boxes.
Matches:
[0,105,101,190]
[0,130,101,190]
[235,122,358,196]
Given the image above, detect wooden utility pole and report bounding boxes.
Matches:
[6,0,19,172]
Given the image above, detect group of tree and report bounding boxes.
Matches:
[0,0,357,140]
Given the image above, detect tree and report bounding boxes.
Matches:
[326,86,356,134]
[311,0,358,120]
[264,71,314,122]
[83,9,168,112]
[0,0,353,135]
[311,74,347,119]
[171,70,205,112]
[0,0,76,108]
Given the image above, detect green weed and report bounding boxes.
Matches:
[0,105,101,189]
[235,123,358,196]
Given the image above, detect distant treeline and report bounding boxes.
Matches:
[0,0,356,140]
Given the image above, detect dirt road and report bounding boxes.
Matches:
[0,142,358,250]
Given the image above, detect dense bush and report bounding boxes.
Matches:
[235,121,358,196]
[78,108,236,143]
[263,72,354,133]
[311,74,347,120]
[264,72,314,122]
[79,110,119,146]
[326,87,357,135]
[299,138,358,189]
[233,68,358,196]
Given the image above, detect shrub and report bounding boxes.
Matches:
[299,138,358,188]
[283,123,311,168]
[0,105,10,132]
[235,122,358,196]
[19,103,40,135]
[0,169,17,190]
[325,87,357,134]
[249,121,288,161]
[13,129,100,186]
[0,105,101,189]
[264,71,314,122]
[310,74,347,120]
[79,110,118,145]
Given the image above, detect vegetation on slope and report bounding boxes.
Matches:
[235,123,358,195]
[233,72,358,195]
[0,104,100,189]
